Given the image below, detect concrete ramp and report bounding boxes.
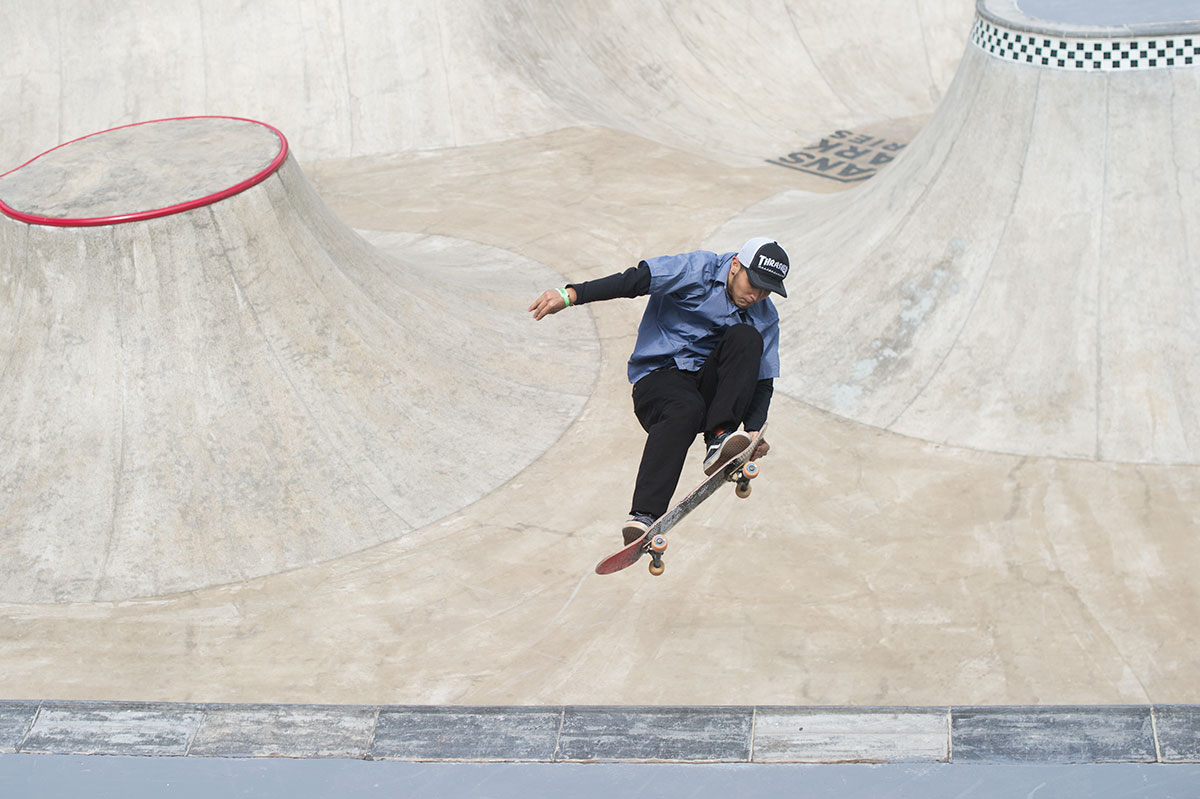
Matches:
[3,1,1200,713]
[0,117,598,602]
[0,0,972,167]
[714,1,1200,463]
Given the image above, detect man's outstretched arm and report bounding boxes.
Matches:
[529,264,651,320]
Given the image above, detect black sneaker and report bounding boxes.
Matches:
[622,513,656,545]
[703,429,751,475]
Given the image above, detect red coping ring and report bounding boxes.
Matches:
[0,116,289,228]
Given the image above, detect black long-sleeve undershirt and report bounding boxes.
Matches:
[567,263,774,430]
[743,381,773,432]
[568,263,651,304]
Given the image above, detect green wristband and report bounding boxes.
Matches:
[557,287,572,308]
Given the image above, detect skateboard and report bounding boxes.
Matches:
[594,424,766,576]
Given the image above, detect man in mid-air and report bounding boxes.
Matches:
[530,237,788,544]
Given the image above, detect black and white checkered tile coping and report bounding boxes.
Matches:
[973,16,1200,71]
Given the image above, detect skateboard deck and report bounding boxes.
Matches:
[595,424,766,576]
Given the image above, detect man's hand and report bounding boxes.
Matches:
[528,287,577,321]
[746,432,770,460]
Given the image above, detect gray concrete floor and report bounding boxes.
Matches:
[3,756,1199,799]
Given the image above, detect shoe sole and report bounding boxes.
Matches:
[622,523,648,546]
[704,432,752,476]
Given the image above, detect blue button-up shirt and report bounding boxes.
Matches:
[627,250,780,384]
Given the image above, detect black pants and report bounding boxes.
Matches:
[630,324,763,518]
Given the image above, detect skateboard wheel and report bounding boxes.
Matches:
[650,534,668,553]
[735,480,752,499]
[742,461,759,480]
[649,559,665,576]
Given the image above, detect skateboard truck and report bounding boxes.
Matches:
[647,533,668,576]
[735,460,759,498]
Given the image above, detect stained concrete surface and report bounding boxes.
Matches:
[1,0,1199,719]
[11,702,1200,765]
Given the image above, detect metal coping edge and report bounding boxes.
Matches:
[0,116,289,228]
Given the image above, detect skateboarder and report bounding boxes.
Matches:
[529,237,788,545]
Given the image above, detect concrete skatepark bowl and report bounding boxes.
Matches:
[1,2,1199,780]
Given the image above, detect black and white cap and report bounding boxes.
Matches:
[736,237,789,298]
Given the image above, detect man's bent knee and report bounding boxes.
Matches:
[721,323,764,356]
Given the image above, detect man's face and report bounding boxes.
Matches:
[728,258,770,308]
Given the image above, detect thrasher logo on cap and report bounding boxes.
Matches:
[755,254,789,280]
